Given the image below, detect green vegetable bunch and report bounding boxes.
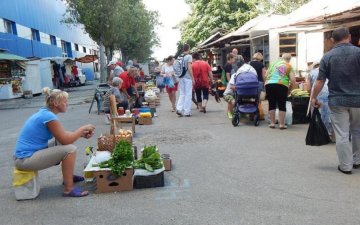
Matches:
[134,145,163,172]
[98,140,134,176]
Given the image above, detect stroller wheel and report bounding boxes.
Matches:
[254,114,260,126]
[232,114,240,127]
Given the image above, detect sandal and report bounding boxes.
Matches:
[62,175,85,185]
[63,187,89,197]
[279,125,288,130]
[269,124,275,129]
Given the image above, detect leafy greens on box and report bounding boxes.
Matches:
[134,145,163,172]
[98,140,134,176]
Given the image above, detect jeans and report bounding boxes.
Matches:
[329,106,360,171]
[176,78,193,115]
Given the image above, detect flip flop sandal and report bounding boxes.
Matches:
[63,187,89,197]
[279,125,288,130]
[269,124,276,129]
[63,175,85,185]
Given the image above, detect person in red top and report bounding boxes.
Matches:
[119,67,139,100]
[192,52,213,113]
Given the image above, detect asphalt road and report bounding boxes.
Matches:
[1,83,359,225]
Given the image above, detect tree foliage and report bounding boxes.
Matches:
[63,0,160,62]
[179,0,259,47]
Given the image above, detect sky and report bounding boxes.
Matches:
[143,0,190,61]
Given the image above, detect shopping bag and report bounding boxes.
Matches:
[221,70,227,86]
[305,108,331,146]
[156,75,165,88]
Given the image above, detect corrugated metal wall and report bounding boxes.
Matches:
[0,0,96,58]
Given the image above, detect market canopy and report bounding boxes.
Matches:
[0,52,28,61]
[75,54,98,63]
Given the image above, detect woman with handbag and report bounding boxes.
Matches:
[161,55,178,112]
[191,52,213,113]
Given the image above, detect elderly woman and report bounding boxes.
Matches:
[305,61,333,138]
[102,77,128,114]
[265,53,296,129]
[14,87,95,197]
[249,52,267,92]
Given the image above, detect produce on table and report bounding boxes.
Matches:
[134,145,163,172]
[139,112,152,118]
[97,140,134,176]
[117,129,132,138]
[290,88,309,97]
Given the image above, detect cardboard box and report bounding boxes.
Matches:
[94,168,134,193]
[138,117,152,125]
[161,154,172,171]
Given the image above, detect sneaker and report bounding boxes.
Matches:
[227,112,233,119]
[176,110,183,117]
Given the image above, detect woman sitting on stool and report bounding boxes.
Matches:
[14,87,95,197]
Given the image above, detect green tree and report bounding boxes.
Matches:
[261,0,311,15]
[178,0,310,54]
[179,0,259,49]
[63,0,159,81]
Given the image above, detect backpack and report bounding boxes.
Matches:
[173,54,188,78]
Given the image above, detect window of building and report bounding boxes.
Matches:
[31,29,40,41]
[279,33,297,57]
[50,35,56,46]
[3,19,17,35]
[61,40,68,57]
[83,46,86,53]
[74,43,79,51]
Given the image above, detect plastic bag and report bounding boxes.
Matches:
[156,75,165,88]
[12,168,36,187]
[163,76,174,88]
[221,70,227,86]
[285,101,293,125]
[305,108,331,146]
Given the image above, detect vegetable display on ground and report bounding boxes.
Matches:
[98,140,134,176]
[134,145,163,172]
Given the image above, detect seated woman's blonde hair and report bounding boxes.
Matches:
[43,87,68,107]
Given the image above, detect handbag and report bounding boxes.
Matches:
[305,108,331,146]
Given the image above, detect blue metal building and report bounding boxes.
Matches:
[0,0,98,58]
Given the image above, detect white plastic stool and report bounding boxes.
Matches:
[14,172,40,200]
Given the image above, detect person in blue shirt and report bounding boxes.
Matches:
[14,87,95,197]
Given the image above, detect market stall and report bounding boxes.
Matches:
[0,51,28,99]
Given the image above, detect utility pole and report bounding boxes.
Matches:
[99,44,107,83]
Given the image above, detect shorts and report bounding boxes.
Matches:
[224,94,234,103]
[166,83,178,93]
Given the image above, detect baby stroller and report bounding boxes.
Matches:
[232,70,260,127]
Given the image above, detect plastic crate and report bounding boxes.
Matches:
[133,171,164,189]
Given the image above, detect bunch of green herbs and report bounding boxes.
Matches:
[98,140,134,176]
[133,145,163,172]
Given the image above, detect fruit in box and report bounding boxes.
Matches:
[117,129,132,138]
